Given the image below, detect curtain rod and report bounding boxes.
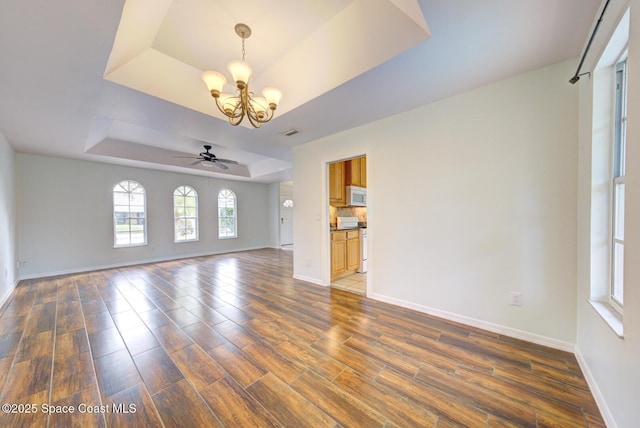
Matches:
[569,0,611,84]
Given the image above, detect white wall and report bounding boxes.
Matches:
[576,1,640,427]
[293,59,579,347]
[16,154,274,277]
[0,131,18,305]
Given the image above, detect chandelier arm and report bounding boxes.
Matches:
[246,108,262,128]
[213,98,230,117]
[226,87,250,126]
[213,92,244,121]
[228,115,243,126]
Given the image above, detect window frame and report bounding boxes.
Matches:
[113,180,147,248]
[174,185,199,243]
[610,58,627,311]
[218,189,237,239]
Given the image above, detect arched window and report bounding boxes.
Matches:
[113,180,146,247]
[218,189,237,239]
[174,185,198,242]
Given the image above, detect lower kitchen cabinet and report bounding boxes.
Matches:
[331,230,359,280]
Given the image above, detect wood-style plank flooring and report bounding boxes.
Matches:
[0,249,604,427]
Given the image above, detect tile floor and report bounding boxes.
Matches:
[331,272,366,295]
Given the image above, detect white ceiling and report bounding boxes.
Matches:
[0,0,600,183]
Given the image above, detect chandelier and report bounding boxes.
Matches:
[201,23,282,128]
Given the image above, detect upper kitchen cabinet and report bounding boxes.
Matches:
[329,161,346,206]
[346,156,367,188]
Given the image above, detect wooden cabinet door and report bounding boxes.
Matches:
[329,162,346,206]
[346,157,366,188]
[348,158,361,187]
[346,234,359,271]
[331,239,347,277]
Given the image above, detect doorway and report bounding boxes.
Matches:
[327,156,367,295]
[279,182,293,249]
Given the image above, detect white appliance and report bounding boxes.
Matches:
[358,228,367,273]
[336,216,359,230]
[346,185,367,207]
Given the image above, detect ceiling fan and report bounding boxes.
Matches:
[186,145,239,170]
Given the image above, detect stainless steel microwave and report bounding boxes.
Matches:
[346,185,367,207]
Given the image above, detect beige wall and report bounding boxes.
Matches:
[0,131,18,306]
[293,59,579,347]
[16,154,274,277]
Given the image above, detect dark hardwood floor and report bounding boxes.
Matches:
[0,249,604,427]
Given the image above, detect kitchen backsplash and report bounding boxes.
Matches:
[330,206,367,225]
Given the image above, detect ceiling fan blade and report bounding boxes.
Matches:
[213,161,229,170]
[189,160,201,166]
[215,158,239,165]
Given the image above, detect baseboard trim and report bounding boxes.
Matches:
[574,346,617,428]
[18,246,273,280]
[368,292,575,352]
[0,278,20,310]
[292,274,328,287]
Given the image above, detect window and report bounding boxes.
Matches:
[283,199,294,208]
[611,58,627,308]
[218,189,237,239]
[174,185,198,242]
[588,9,628,336]
[113,180,146,247]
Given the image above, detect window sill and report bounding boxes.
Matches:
[114,243,148,249]
[589,300,624,338]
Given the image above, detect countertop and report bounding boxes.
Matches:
[330,223,367,231]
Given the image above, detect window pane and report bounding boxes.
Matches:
[612,243,624,303]
[115,231,130,246]
[130,231,145,244]
[114,193,129,205]
[614,182,624,240]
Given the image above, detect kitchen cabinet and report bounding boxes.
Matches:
[346,156,366,188]
[331,232,347,277]
[331,230,359,280]
[329,161,346,206]
[346,231,360,271]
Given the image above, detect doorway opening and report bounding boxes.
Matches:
[327,156,367,295]
[279,181,293,250]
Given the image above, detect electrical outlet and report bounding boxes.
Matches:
[305,257,312,267]
[510,292,523,306]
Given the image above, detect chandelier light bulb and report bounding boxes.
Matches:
[227,60,252,89]
[250,97,268,118]
[262,87,282,109]
[201,70,226,96]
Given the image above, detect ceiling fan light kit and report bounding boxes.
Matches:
[201,23,282,128]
